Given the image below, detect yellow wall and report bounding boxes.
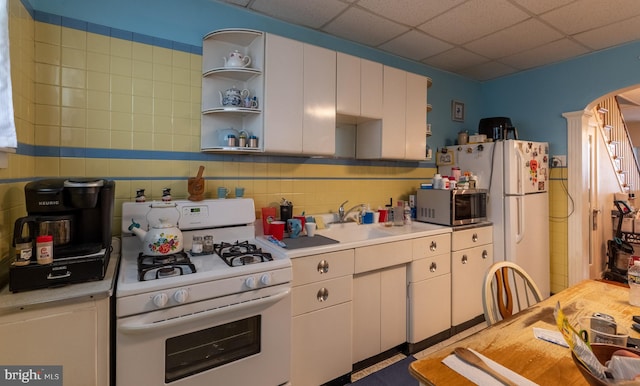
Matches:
[1,2,434,280]
[549,166,569,293]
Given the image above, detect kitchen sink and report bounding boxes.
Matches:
[317,222,393,243]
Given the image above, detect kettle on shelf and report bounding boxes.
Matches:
[219,86,250,107]
[223,50,251,68]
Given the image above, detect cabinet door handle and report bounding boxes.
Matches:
[461,255,468,264]
[472,233,478,242]
[317,260,329,274]
[429,241,437,251]
[429,262,437,272]
[317,287,329,302]
[482,250,488,259]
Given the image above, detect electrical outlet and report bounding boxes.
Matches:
[551,155,567,167]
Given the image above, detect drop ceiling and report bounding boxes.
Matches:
[216,0,640,81]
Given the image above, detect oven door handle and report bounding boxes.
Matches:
[119,288,290,334]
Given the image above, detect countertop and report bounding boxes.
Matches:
[255,221,454,258]
[0,238,120,315]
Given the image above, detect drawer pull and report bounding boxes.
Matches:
[461,255,468,264]
[472,233,478,242]
[317,287,329,302]
[482,250,488,259]
[429,241,437,251]
[317,260,329,274]
[429,262,437,272]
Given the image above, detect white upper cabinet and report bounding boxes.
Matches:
[356,66,427,160]
[405,71,428,160]
[201,30,427,159]
[263,34,336,156]
[336,53,382,120]
[263,34,303,154]
[302,44,336,155]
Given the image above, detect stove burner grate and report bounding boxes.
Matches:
[138,251,196,281]
[214,240,273,267]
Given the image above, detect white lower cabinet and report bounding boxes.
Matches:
[407,233,452,345]
[451,226,493,326]
[352,240,411,363]
[291,249,354,386]
[0,297,110,386]
[353,265,407,363]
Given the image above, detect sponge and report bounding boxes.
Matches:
[315,216,325,230]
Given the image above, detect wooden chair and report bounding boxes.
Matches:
[482,261,543,326]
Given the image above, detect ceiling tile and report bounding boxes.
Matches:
[541,0,640,35]
[322,6,409,46]
[378,30,453,61]
[509,0,574,15]
[422,48,489,72]
[249,0,349,29]
[458,61,518,81]
[464,18,563,59]
[418,0,530,45]
[573,14,640,50]
[500,38,589,69]
[357,0,465,26]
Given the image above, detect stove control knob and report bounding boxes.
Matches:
[245,276,257,289]
[260,273,272,286]
[152,293,168,308]
[173,289,189,304]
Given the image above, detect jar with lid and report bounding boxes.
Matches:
[238,132,247,148]
[192,236,203,254]
[249,135,258,148]
[36,235,53,265]
[14,237,32,266]
[203,235,214,254]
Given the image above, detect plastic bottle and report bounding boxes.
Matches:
[628,260,640,306]
[403,201,412,225]
[433,174,443,189]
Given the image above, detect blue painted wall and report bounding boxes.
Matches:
[28,0,640,157]
[481,41,640,155]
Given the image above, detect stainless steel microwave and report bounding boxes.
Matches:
[416,189,488,226]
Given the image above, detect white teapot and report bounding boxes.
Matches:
[128,217,183,256]
[224,50,251,68]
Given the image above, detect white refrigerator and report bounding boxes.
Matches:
[439,139,550,298]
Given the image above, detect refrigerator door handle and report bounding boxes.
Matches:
[516,196,525,243]
[515,146,524,195]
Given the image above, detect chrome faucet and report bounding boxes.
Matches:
[337,200,365,223]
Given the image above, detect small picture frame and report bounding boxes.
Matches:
[436,149,454,166]
[452,100,465,122]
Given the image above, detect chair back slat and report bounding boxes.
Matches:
[483,262,543,326]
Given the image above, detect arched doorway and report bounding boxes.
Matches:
[565,85,640,287]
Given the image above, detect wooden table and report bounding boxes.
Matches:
[409,280,638,385]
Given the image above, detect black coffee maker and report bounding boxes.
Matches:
[10,178,115,292]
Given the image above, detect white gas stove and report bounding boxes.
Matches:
[116,198,292,386]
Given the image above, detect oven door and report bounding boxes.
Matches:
[116,283,291,385]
